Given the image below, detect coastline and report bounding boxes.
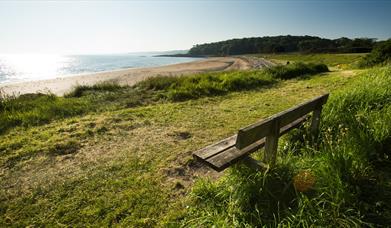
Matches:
[0,57,271,96]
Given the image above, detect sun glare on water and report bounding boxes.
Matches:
[0,53,71,83]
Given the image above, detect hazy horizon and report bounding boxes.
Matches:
[1,0,390,54]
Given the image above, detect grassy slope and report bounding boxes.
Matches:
[254,53,365,69]
[182,66,391,227]
[0,67,358,226]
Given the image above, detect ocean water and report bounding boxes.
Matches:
[0,54,198,84]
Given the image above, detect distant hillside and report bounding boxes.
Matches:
[188,35,376,56]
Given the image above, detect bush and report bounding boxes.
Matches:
[65,82,125,97]
[0,63,329,134]
[137,63,328,101]
[265,62,329,79]
[0,93,89,134]
[359,39,391,67]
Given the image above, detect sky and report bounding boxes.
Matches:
[0,0,390,54]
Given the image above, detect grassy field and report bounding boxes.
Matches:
[0,63,327,134]
[254,53,366,69]
[1,54,390,226]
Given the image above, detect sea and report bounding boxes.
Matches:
[0,53,198,84]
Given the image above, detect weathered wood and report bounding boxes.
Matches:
[195,114,310,171]
[310,106,323,135]
[206,137,266,171]
[193,94,329,172]
[278,94,328,127]
[236,119,273,149]
[264,119,280,165]
[235,94,328,149]
[279,114,309,136]
[193,135,237,160]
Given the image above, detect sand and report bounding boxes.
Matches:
[0,57,274,96]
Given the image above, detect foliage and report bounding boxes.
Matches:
[189,35,376,56]
[258,53,365,69]
[265,62,328,79]
[181,67,391,227]
[0,64,377,227]
[0,93,89,134]
[139,63,328,101]
[64,82,125,97]
[0,63,326,134]
[359,39,391,67]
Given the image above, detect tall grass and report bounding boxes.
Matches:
[265,62,329,79]
[64,82,125,97]
[0,93,89,134]
[0,63,327,134]
[182,67,391,227]
[138,63,328,101]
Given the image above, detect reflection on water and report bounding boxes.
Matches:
[0,54,197,84]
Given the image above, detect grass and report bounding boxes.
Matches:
[0,92,90,134]
[256,53,365,69]
[0,65,355,226]
[1,52,390,226]
[0,63,327,134]
[64,82,126,97]
[180,67,391,227]
[138,62,328,101]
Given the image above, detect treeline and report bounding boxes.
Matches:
[359,39,391,67]
[188,35,376,56]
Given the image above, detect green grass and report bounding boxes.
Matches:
[256,53,365,69]
[0,93,90,134]
[0,65,355,226]
[64,82,126,97]
[0,63,327,134]
[1,53,390,226]
[138,62,328,101]
[180,67,391,227]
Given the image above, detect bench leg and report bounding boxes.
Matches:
[310,106,323,136]
[264,120,279,166]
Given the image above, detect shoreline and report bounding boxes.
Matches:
[0,57,272,96]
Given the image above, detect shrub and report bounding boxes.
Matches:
[137,63,327,101]
[0,93,89,134]
[65,82,125,97]
[265,62,329,79]
[359,39,391,67]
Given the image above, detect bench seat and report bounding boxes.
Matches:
[193,115,309,171]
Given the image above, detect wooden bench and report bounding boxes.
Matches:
[193,94,329,172]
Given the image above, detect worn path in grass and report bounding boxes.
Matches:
[0,69,359,226]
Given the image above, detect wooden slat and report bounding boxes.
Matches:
[193,135,237,160]
[278,94,328,127]
[201,115,310,171]
[236,119,273,149]
[236,94,328,149]
[206,137,266,171]
[279,114,309,136]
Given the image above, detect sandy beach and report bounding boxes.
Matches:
[0,57,273,96]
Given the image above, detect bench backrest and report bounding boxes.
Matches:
[236,94,329,149]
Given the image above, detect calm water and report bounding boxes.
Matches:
[0,54,198,84]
